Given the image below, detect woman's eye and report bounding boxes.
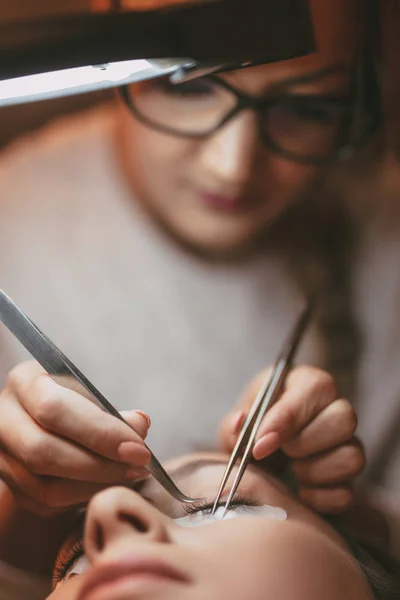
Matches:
[67,553,90,579]
[177,495,262,524]
[293,106,336,122]
[52,540,86,587]
[278,97,346,124]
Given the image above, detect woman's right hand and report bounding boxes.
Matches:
[0,361,152,517]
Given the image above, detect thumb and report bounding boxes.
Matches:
[120,410,151,440]
[218,368,273,451]
[253,367,337,444]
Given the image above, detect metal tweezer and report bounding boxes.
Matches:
[0,289,201,504]
[212,299,314,517]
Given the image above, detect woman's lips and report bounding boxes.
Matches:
[78,557,190,600]
[196,190,249,213]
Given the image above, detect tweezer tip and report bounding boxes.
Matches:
[220,506,228,520]
[211,495,223,516]
[180,495,206,504]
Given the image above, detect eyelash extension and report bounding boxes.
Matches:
[183,493,261,516]
[52,508,87,586]
[52,539,85,585]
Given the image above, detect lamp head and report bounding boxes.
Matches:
[0,0,315,106]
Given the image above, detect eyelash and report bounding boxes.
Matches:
[52,494,260,585]
[182,494,261,516]
[52,538,85,585]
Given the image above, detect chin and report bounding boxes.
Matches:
[141,197,266,260]
[173,224,263,261]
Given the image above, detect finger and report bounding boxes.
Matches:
[252,432,281,461]
[292,439,365,486]
[238,367,274,412]
[6,360,45,386]
[220,365,337,458]
[9,490,65,518]
[120,410,151,441]
[253,366,337,444]
[0,448,46,503]
[0,449,134,510]
[219,411,246,453]
[0,396,150,481]
[219,367,274,450]
[282,398,357,458]
[9,365,150,462]
[298,483,355,514]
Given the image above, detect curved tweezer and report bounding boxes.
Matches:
[211,300,314,518]
[0,289,201,504]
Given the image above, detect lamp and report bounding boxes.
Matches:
[0,0,315,107]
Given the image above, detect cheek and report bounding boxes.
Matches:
[120,110,195,178]
[177,521,285,599]
[262,156,318,205]
[177,519,283,568]
[48,574,83,599]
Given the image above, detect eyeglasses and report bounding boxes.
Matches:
[119,74,353,165]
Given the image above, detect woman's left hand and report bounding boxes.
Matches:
[219,365,365,514]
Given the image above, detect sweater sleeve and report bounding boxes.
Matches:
[0,560,50,600]
[370,486,400,560]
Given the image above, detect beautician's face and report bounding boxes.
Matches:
[48,452,372,600]
[94,0,361,256]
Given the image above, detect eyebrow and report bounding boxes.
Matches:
[268,64,351,93]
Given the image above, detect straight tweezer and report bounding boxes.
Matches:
[212,300,314,517]
[0,289,201,504]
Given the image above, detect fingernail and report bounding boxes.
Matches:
[118,441,151,466]
[231,411,245,435]
[253,432,281,461]
[135,410,152,428]
[126,467,150,480]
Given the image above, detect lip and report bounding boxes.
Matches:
[77,557,190,600]
[196,189,249,213]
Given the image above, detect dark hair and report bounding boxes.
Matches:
[329,520,400,600]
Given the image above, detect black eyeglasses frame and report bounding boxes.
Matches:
[119,72,359,166]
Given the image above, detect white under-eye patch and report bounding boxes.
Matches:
[69,554,90,577]
[174,504,287,528]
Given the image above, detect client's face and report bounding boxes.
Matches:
[49,453,372,600]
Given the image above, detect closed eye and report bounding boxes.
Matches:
[270,94,350,124]
[51,494,262,587]
[183,494,262,516]
[52,509,86,588]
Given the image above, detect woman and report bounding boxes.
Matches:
[48,450,400,600]
[1,0,396,540]
[0,0,398,584]
[0,0,385,466]
[0,361,371,598]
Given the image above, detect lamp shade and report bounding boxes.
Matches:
[0,0,315,106]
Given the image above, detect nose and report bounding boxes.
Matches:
[85,487,169,562]
[199,110,260,187]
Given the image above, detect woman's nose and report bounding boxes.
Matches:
[85,487,169,561]
[199,111,261,186]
